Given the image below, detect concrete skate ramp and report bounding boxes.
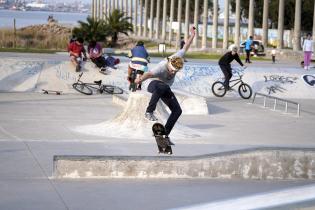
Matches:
[53,147,315,180]
[1,57,315,99]
[173,64,315,99]
[0,58,127,93]
[73,92,208,139]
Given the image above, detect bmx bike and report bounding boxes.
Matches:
[72,72,123,95]
[211,68,252,99]
[128,63,148,92]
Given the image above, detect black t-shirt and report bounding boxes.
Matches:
[219,51,244,66]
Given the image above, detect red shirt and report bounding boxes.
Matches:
[68,42,86,57]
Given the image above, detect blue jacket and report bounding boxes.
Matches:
[130,46,149,66]
[245,39,253,50]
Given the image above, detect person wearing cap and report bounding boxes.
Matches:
[218,45,245,90]
[68,37,87,72]
[135,27,196,140]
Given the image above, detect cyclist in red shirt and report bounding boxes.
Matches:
[68,37,87,72]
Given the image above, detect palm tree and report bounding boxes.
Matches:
[72,16,108,43]
[105,9,133,47]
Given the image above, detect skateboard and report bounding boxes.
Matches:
[152,123,173,155]
[42,89,62,95]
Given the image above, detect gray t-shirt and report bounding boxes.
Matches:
[149,49,185,86]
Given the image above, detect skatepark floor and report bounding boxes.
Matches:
[0,92,315,210]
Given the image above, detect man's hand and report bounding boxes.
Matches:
[71,52,79,57]
[135,77,141,84]
[190,26,196,36]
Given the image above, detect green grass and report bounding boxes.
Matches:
[0,47,63,54]
[0,47,270,61]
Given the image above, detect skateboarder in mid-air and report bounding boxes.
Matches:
[135,26,196,143]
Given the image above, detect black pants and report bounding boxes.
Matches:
[245,49,251,63]
[91,56,106,68]
[272,55,275,63]
[146,80,182,136]
[219,64,232,89]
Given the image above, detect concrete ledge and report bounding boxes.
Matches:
[53,147,315,180]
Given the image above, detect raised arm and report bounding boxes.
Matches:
[182,27,196,52]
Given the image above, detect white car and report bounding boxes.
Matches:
[240,40,265,56]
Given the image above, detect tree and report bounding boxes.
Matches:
[72,16,108,43]
[105,9,133,47]
[230,0,314,31]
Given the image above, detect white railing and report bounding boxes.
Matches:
[251,92,300,117]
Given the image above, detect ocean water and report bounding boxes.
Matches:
[0,10,89,28]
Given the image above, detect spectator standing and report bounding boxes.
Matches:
[271,46,277,64]
[245,36,253,63]
[303,33,314,70]
[180,36,188,62]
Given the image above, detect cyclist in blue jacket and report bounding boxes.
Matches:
[245,36,253,63]
[127,41,150,90]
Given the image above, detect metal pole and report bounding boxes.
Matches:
[13,18,16,48]
[297,104,300,116]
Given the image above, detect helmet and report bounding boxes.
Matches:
[229,44,238,52]
[168,56,184,71]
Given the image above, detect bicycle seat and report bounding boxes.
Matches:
[94,80,102,85]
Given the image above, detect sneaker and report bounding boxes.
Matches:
[145,112,158,121]
[165,136,175,145]
[100,67,106,72]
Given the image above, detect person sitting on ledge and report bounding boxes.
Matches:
[67,37,87,72]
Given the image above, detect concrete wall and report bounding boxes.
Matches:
[53,147,315,180]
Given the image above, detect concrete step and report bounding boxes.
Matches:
[53,147,315,180]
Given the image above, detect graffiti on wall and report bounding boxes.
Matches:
[55,64,77,82]
[264,74,298,94]
[8,61,44,75]
[264,75,298,84]
[172,64,244,96]
[301,74,315,87]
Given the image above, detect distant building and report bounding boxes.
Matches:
[26,2,48,10]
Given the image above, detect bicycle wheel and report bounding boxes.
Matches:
[238,83,252,99]
[103,85,124,94]
[212,81,227,97]
[72,83,93,95]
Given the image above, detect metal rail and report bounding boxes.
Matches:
[251,92,300,116]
